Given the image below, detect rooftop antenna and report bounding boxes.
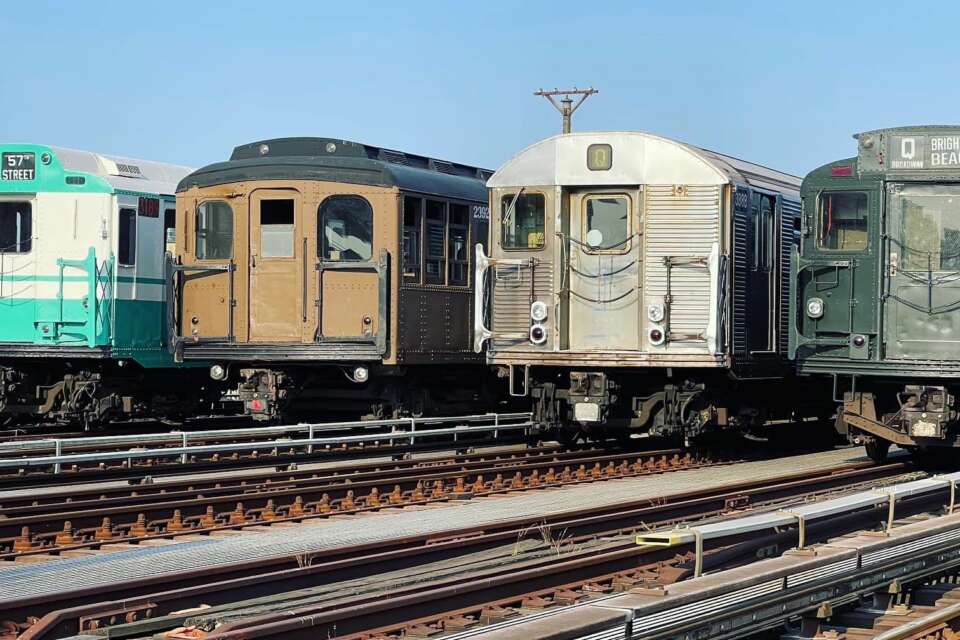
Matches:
[534,87,598,134]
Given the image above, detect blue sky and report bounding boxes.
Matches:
[1,1,957,176]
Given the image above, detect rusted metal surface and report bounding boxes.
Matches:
[1,458,911,639]
[0,449,711,558]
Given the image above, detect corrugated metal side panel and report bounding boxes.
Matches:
[731,187,751,357]
[645,186,719,345]
[779,198,801,356]
[491,260,552,345]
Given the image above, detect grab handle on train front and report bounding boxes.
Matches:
[473,243,493,353]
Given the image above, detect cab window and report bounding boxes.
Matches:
[195,201,234,260]
[818,192,867,251]
[319,195,373,261]
[0,201,32,253]
[501,193,545,250]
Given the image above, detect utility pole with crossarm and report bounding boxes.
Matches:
[534,87,598,134]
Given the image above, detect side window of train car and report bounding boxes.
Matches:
[0,201,32,253]
[501,193,545,250]
[818,192,868,252]
[118,207,137,266]
[163,208,176,248]
[319,195,373,261]
[195,201,234,260]
[448,203,469,286]
[424,200,446,284]
[403,196,422,283]
[584,195,629,253]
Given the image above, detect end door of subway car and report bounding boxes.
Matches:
[564,189,642,350]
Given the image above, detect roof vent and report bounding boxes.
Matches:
[430,159,456,175]
[380,149,408,165]
[99,156,145,179]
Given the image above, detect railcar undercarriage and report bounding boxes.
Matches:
[514,366,834,444]
[839,383,960,463]
[231,365,508,422]
[0,361,223,428]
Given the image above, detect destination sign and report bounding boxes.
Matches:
[1,152,36,181]
[889,134,960,170]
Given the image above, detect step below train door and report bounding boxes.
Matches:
[884,183,960,360]
[248,189,303,342]
[566,189,641,350]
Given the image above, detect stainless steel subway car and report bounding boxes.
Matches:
[475,132,831,442]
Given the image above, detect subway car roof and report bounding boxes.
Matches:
[489,132,801,198]
[178,137,493,202]
[51,146,192,195]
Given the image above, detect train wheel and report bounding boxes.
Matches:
[864,439,890,464]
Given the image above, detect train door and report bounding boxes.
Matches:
[317,194,380,342]
[566,190,641,350]
[884,183,960,360]
[747,193,775,353]
[248,189,303,342]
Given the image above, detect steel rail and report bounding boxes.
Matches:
[871,601,960,640]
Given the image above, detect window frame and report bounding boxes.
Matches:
[318,194,374,262]
[118,206,137,267]
[402,195,423,284]
[817,190,869,253]
[499,191,546,252]
[581,193,632,255]
[423,199,447,285]
[0,200,33,254]
[194,199,235,261]
[447,202,470,287]
[258,198,296,259]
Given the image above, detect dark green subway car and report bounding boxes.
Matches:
[792,126,960,462]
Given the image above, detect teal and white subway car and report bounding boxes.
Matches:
[0,144,218,426]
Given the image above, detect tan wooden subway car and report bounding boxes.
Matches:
[172,137,502,420]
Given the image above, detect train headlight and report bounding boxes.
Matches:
[647,302,665,323]
[530,301,548,322]
[530,324,548,345]
[353,366,369,383]
[209,364,227,380]
[648,326,666,346]
[806,297,825,319]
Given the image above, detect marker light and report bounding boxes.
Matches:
[648,327,665,346]
[530,324,547,345]
[353,366,369,383]
[647,302,665,323]
[806,297,825,319]
[530,301,548,322]
[209,364,227,380]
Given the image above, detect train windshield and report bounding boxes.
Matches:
[818,191,867,252]
[0,201,32,253]
[895,185,960,270]
[500,192,544,250]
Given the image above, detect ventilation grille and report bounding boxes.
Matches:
[379,149,408,165]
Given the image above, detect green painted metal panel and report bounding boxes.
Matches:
[0,144,113,194]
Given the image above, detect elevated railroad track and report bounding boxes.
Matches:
[0,451,915,639]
